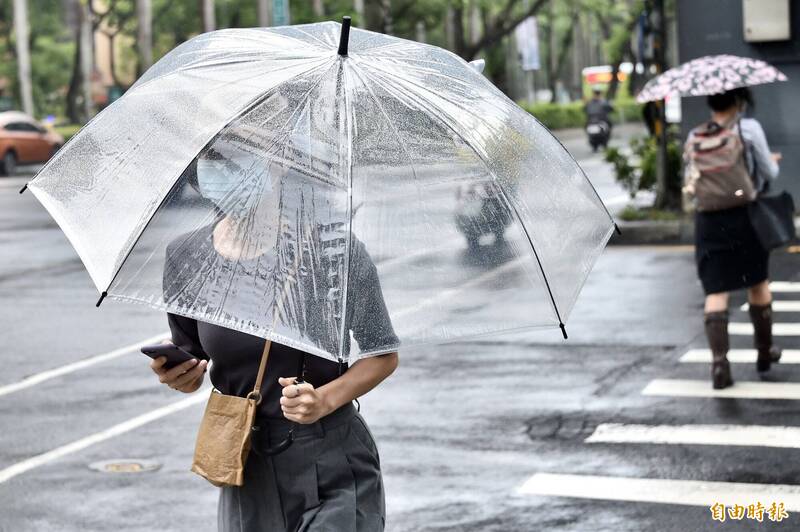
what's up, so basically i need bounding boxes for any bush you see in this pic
[611,100,644,124]
[619,205,681,222]
[54,124,82,143]
[518,102,585,130]
[518,100,643,130]
[605,135,682,200]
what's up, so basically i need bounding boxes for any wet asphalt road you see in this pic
[4,125,800,531]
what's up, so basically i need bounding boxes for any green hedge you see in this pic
[518,100,643,130]
[54,124,82,143]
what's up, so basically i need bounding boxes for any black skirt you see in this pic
[695,204,769,295]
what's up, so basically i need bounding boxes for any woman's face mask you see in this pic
[196,150,273,213]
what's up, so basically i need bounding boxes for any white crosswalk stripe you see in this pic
[586,423,800,449]
[741,301,800,312]
[729,322,800,336]
[642,379,800,400]
[518,473,800,511]
[679,348,800,363]
[769,282,800,293]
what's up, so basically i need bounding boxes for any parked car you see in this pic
[454,182,513,249]
[0,112,64,176]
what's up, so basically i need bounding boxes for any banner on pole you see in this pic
[272,0,290,26]
[515,17,541,71]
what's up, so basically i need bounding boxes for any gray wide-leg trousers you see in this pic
[218,404,385,532]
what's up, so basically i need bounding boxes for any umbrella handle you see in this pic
[261,425,295,456]
[258,377,304,456]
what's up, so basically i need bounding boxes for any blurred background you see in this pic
[0,0,658,141]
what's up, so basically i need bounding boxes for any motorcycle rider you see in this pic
[584,87,613,151]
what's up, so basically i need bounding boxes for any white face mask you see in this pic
[196,151,272,212]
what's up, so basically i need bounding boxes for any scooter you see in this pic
[586,118,610,152]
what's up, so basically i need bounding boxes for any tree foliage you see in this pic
[0,0,655,120]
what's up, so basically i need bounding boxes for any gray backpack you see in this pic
[684,119,756,212]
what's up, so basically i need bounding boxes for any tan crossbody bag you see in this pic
[190,339,272,487]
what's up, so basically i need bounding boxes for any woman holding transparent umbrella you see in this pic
[23,18,616,532]
[150,139,399,531]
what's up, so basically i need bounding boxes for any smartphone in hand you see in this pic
[141,343,199,369]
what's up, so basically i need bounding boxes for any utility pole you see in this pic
[257,0,271,27]
[415,20,426,43]
[652,0,672,209]
[381,0,393,35]
[12,0,34,116]
[136,0,153,73]
[201,0,215,32]
[79,0,93,121]
[312,0,323,18]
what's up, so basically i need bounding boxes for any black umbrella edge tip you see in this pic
[338,16,352,56]
[19,183,28,194]
[559,323,568,340]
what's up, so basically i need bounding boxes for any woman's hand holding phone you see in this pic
[150,352,207,393]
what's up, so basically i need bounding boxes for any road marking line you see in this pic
[679,348,800,364]
[740,301,800,312]
[642,379,800,400]
[0,390,208,484]
[586,423,800,449]
[394,256,527,320]
[0,332,169,398]
[729,322,800,336]
[517,473,800,510]
[770,282,800,293]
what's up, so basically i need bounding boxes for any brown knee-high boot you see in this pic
[705,311,733,389]
[749,303,782,372]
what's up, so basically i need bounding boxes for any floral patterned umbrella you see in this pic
[636,54,787,103]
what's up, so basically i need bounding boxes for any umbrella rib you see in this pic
[98,60,335,305]
[347,65,421,185]
[358,65,571,337]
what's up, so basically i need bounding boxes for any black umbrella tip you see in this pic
[19,183,28,194]
[614,223,622,236]
[559,323,568,340]
[338,16,352,56]
[96,291,107,307]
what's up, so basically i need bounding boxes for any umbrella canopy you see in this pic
[26,20,615,363]
[636,54,787,103]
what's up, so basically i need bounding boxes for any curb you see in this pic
[610,218,695,246]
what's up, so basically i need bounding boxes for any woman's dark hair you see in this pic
[707,87,754,112]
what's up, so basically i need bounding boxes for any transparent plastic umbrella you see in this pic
[25,19,616,364]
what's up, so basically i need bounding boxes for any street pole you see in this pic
[653,0,670,209]
[136,0,153,73]
[201,0,215,32]
[257,0,271,27]
[12,0,34,116]
[415,20,427,43]
[312,0,323,18]
[79,1,93,121]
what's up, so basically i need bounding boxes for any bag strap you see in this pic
[246,340,272,404]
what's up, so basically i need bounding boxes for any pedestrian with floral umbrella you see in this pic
[639,55,788,389]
